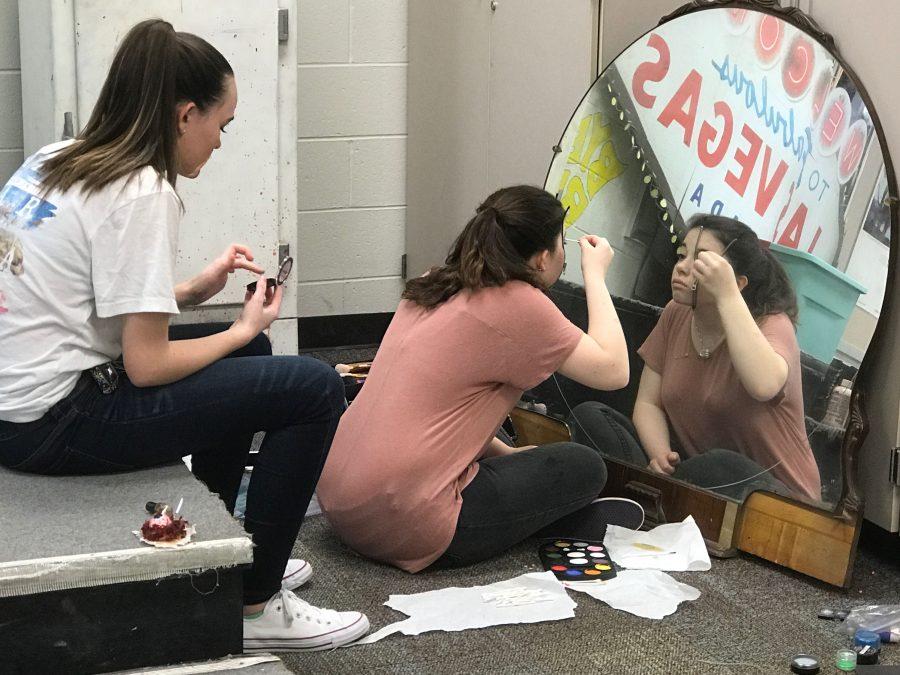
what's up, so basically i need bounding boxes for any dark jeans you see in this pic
[432,441,608,568]
[568,401,788,501]
[0,324,344,604]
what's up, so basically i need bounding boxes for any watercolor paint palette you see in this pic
[539,539,617,581]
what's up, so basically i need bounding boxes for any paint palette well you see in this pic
[539,539,617,581]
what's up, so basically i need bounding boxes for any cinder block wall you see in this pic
[296,0,408,316]
[0,0,23,184]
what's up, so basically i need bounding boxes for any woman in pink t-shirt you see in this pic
[317,185,632,572]
[571,215,821,502]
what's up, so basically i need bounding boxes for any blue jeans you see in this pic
[0,328,344,604]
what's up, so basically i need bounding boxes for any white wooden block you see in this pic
[298,277,403,316]
[0,149,23,186]
[298,139,352,210]
[350,137,406,207]
[0,0,19,69]
[299,0,350,64]
[298,207,404,281]
[350,0,407,63]
[267,317,299,355]
[298,65,406,138]
[0,73,23,149]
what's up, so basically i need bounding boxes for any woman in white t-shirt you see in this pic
[0,19,368,651]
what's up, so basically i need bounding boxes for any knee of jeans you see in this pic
[564,442,608,493]
[318,365,346,415]
[328,369,347,415]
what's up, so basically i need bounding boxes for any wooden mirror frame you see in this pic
[522,0,899,587]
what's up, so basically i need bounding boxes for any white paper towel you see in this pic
[565,569,701,619]
[603,515,711,571]
[352,571,576,645]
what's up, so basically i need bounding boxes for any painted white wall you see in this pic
[296,0,407,316]
[0,0,23,184]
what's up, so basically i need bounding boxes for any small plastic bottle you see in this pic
[822,379,853,428]
[835,648,856,672]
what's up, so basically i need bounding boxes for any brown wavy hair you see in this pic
[403,185,566,309]
[687,214,799,325]
[38,19,232,198]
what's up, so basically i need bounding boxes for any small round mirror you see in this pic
[277,256,293,285]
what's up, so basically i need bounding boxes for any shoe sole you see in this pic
[592,496,645,530]
[281,561,313,591]
[244,614,370,653]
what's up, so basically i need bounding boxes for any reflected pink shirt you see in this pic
[638,301,821,501]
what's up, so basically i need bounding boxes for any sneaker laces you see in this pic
[275,589,341,629]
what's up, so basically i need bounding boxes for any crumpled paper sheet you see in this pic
[603,515,711,571]
[352,571,576,645]
[565,569,701,619]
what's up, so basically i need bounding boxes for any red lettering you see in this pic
[755,147,788,217]
[657,69,702,147]
[631,33,671,109]
[807,227,822,254]
[821,99,846,145]
[698,101,733,168]
[777,203,808,249]
[839,122,866,181]
[725,125,763,198]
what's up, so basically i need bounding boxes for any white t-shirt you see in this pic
[0,141,181,422]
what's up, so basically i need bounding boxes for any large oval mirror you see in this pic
[535,4,894,513]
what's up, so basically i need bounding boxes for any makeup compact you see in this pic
[246,256,293,293]
[539,539,617,581]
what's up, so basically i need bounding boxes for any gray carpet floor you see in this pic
[279,346,900,674]
[280,515,900,675]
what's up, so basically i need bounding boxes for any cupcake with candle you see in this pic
[136,501,194,547]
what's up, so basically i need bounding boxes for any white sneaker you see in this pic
[243,589,370,652]
[282,558,313,590]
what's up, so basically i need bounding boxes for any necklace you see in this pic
[693,318,716,359]
[696,320,711,359]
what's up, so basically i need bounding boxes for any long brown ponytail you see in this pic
[38,19,233,197]
[403,185,565,309]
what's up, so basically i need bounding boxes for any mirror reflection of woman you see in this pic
[572,215,822,502]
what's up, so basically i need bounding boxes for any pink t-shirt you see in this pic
[638,301,821,501]
[317,281,583,572]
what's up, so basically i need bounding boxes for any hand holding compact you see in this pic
[234,273,283,340]
[246,256,294,294]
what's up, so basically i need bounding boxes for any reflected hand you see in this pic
[648,451,681,475]
[579,235,615,278]
[190,244,266,305]
[692,251,740,303]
